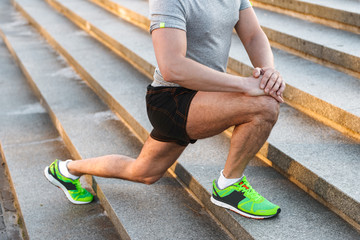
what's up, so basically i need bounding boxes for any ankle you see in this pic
[222,169,244,179]
[67,161,83,177]
[217,170,243,189]
[59,160,81,179]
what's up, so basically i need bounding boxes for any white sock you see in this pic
[58,160,79,180]
[217,170,243,189]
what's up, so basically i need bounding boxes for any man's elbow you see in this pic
[161,70,179,83]
[159,62,184,83]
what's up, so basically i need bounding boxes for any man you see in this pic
[44,0,285,219]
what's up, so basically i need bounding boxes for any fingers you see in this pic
[260,70,271,89]
[260,70,278,90]
[259,68,285,94]
[252,67,286,102]
[277,81,286,96]
[253,67,262,78]
[246,75,284,103]
[270,92,284,103]
[267,87,284,103]
[255,67,286,102]
[264,71,280,94]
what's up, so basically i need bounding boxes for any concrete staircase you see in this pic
[0,0,359,239]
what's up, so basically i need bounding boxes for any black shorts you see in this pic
[146,84,198,146]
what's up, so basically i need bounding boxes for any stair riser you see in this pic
[251,0,360,34]
[90,0,149,31]
[263,27,360,76]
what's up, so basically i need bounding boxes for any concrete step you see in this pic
[0,14,121,240]
[0,2,234,240]
[251,0,360,34]
[253,7,360,77]
[90,0,360,142]
[9,0,360,238]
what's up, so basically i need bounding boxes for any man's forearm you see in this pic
[162,56,264,95]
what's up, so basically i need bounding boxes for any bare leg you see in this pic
[186,92,279,178]
[223,114,276,178]
[67,137,186,184]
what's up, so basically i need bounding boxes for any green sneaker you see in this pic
[44,159,93,204]
[210,176,280,219]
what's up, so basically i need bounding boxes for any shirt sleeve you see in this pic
[149,0,187,33]
[240,0,252,11]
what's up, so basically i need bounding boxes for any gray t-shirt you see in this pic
[149,0,252,87]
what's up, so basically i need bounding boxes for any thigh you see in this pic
[133,136,186,179]
[186,91,276,139]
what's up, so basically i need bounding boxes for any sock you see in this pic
[217,170,243,189]
[58,160,79,180]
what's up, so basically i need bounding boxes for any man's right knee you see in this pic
[253,96,280,126]
[230,94,279,126]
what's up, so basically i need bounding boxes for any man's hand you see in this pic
[253,67,286,103]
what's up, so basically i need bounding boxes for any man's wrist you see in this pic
[234,76,250,93]
[235,76,263,96]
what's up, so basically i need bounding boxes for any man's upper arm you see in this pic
[235,7,263,46]
[151,28,187,81]
[150,0,188,81]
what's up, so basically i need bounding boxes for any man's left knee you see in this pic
[140,175,162,185]
[130,163,163,185]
